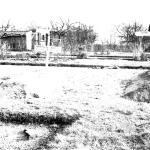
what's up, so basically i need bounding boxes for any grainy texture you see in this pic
[0,66,150,149]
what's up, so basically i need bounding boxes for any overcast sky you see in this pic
[0,0,150,42]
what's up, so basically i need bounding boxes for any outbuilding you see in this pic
[0,28,51,51]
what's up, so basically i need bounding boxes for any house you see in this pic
[32,28,51,52]
[0,27,61,52]
[135,31,150,52]
[0,31,28,51]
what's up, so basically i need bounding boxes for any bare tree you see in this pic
[0,21,10,33]
[50,19,97,55]
[116,22,145,45]
[0,21,10,59]
[115,22,148,60]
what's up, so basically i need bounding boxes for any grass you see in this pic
[0,108,80,150]
[0,111,80,126]
[0,71,81,149]
[1,66,150,149]
[0,79,26,99]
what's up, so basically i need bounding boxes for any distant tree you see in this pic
[0,21,10,59]
[116,22,145,45]
[115,22,149,60]
[50,19,97,55]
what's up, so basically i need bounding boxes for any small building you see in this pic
[135,31,150,52]
[1,31,28,51]
[0,28,53,51]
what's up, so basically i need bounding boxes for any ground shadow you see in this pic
[123,132,150,149]
[122,71,150,103]
[0,111,80,126]
[0,110,81,149]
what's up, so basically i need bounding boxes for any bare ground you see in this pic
[0,65,150,149]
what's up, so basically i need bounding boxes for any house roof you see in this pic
[0,31,27,38]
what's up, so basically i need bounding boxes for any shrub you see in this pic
[140,53,147,61]
[36,52,41,58]
[77,53,87,59]
[134,56,141,61]
[133,53,148,61]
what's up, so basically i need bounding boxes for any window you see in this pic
[37,33,40,45]
[13,43,16,49]
[42,35,45,40]
[46,34,48,46]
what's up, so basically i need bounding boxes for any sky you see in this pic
[0,0,150,42]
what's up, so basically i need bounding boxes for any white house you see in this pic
[0,27,61,51]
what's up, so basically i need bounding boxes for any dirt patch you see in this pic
[123,132,150,149]
[122,71,150,103]
[0,78,26,99]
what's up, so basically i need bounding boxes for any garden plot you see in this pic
[0,66,150,149]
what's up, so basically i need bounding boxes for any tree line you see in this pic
[0,20,149,59]
[0,19,97,58]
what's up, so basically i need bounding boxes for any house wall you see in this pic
[35,28,50,47]
[33,28,51,51]
[26,31,32,50]
[1,28,62,52]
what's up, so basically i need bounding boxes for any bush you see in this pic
[144,45,150,52]
[77,46,87,59]
[134,56,141,61]
[36,52,41,58]
[15,53,30,60]
[133,53,148,61]
[77,53,87,59]
[141,53,148,61]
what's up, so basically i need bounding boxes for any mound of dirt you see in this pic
[0,78,26,99]
[124,132,150,149]
[122,71,150,103]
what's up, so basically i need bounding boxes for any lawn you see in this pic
[0,65,150,149]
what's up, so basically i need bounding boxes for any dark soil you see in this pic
[122,71,150,103]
